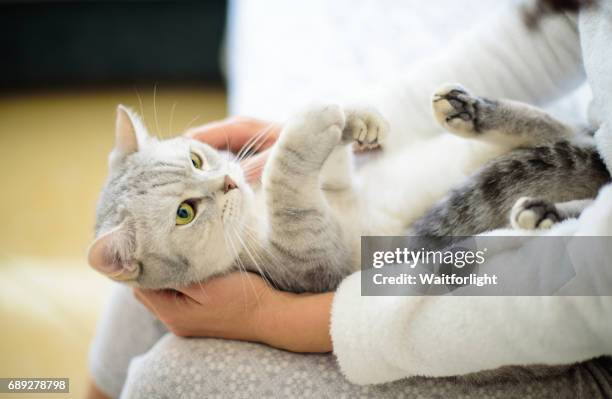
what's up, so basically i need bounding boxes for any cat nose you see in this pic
[223,175,238,193]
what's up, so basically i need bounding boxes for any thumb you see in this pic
[184,119,244,151]
[185,117,280,153]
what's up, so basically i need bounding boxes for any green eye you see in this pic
[176,202,195,225]
[190,152,203,169]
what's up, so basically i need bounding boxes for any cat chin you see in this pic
[124,267,233,290]
[188,264,237,289]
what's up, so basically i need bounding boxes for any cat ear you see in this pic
[115,105,140,155]
[87,224,140,281]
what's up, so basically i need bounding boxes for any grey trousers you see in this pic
[121,335,612,399]
[92,286,612,398]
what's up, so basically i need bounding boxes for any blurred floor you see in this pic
[0,86,227,398]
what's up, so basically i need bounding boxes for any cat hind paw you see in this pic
[432,84,482,137]
[510,197,561,230]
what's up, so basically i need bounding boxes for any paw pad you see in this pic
[510,197,561,230]
[432,84,481,136]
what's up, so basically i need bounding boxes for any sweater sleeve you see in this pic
[368,4,585,149]
[330,3,599,385]
[330,186,612,385]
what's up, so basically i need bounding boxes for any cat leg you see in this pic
[432,84,575,148]
[318,146,354,190]
[261,105,353,291]
[319,108,387,190]
[510,197,594,230]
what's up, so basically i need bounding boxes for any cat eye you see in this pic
[176,202,196,225]
[190,152,204,169]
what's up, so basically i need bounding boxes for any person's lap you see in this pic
[120,332,612,399]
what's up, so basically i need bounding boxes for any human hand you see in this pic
[185,116,281,182]
[134,272,334,353]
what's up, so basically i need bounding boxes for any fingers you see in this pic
[176,272,270,303]
[184,117,281,154]
[133,288,199,317]
[176,272,254,298]
[184,119,245,150]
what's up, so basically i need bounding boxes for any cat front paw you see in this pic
[510,197,561,230]
[302,104,346,135]
[282,104,346,148]
[343,108,388,150]
[432,84,482,137]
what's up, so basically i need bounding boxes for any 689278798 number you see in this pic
[0,378,69,393]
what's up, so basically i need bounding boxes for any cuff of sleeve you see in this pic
[330,271,414,385]
[595,123,612,175]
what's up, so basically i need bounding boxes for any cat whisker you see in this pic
[236,125,271,161]
[238,158,267,181]
[236,123,277,162]
[225,133,233,163]
[223,223,253,307]
[183,115,201,133]
[243,238,283,289]
[232,225,274,289]
[228,225,267,309]
[244,122,280,159]
[237,127,274,163]
[135,89,146,125]
[239,158,267,171]
[240,225,290,288]
[153,84,162,139]
[168,101,177,138]
[196,280,209,301]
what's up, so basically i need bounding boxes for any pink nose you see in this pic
[224,175,238,193]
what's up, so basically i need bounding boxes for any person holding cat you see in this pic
[88,0,612,398]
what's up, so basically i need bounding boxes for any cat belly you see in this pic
[246,134,505,285]
[355,133,508,235]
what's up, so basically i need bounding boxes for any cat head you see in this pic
[88,106,254,289]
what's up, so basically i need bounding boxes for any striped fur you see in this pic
[410,84,610,240]
[91,86,609,293]
[91,105,387,292]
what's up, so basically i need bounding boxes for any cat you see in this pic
[88,84,609,293]
[89,104,390,292]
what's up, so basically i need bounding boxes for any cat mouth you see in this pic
[221,191,242,223]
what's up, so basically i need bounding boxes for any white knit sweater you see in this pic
[330,2,612,384]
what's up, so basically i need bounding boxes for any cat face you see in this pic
[88,106,254,288]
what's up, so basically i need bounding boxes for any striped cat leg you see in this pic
[319,146,354,190]
[510,197,594,230]
[261,105,353,291]
[432,84,575,148]
[264,104,346,191]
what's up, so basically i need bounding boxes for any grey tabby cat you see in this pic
[89,104,387,293]
[88,84,609,294]
[411,84,610,240]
